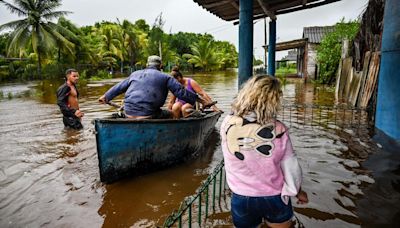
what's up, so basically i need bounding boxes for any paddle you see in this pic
[106,101,125,118]
[107,101,121,109]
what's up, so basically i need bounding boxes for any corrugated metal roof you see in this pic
[302,26,335,43]
[192,0,342,22]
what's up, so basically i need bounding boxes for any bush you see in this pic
[90,70,113,80]
[317,19,360,84]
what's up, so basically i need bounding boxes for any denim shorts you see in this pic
[231,193,293,228]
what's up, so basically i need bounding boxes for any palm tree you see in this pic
[96,24,122,73]
[183,39,221,72]
[0,0,73,75]
[55,17,81,63]
[117,19,147,72]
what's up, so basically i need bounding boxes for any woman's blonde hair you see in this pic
[232,75,282,125]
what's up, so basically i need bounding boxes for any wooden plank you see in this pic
[356,51,371,107]
[360,52,380,108]
[335,59,343,100]
[343,59,354,98]
[349,69,362,106]
[337,57,352,98]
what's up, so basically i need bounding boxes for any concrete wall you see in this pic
[306,43,318,80]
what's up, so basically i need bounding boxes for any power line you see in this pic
[200,23,233,33]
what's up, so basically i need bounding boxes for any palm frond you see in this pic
[39,0,62,14]
[7,24,30,56]
[48,21,80,43]
[0,19,28,31]
[0,0,27,16]
[42,23,74,56]
[30,29,38,54]
[15,0,32,11]
[42,11,71,21]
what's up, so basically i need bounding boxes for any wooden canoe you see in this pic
[94,111,222,183]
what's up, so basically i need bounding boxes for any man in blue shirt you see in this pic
[98,55,213,119]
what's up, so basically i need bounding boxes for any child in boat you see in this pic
[168,66,219,119]
[220,75,308,228]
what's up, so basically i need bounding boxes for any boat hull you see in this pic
[94,112,221,182]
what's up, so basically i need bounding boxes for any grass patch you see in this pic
[276,67,297,75]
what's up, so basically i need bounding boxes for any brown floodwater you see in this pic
[0,72,399,228]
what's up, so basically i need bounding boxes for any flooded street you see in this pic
[0,72,399,227]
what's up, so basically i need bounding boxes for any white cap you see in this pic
[147,55,162,67]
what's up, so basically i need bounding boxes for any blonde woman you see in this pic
[220,75,308,228]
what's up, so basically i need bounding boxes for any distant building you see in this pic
[298,26,335,80]
[261,25,334,80]
[281,49,297,63]
[277,49,297,70]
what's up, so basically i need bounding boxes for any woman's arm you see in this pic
[191,80,220,111]
[278,124,308,205]
[191,80,212,102]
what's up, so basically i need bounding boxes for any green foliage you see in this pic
[90,70,112,80]
[317,19,360,84]
[0,33,9,56]
[184,39,221,71]
[79,69,88,79]
[0,0,74,74]
[0,3,238,81]
[276,66,296,75]
[253,57,263,66]
[276,74,287,87]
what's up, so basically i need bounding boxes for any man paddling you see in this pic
[98,55,215,119]
[56,69,84,129]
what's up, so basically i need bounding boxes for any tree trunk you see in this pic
[38,53,42,80]
[58,48,61,62]
[159,41,162,59]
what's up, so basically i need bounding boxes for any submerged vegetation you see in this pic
[0,1,238,81]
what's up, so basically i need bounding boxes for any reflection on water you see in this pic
[0,72,399,227]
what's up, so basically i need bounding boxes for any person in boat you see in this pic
[220,75,308,228]
[56,69,84,129]
[98,55,214,119]
[168,66,219,119]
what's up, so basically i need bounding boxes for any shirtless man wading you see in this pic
[56,69,84,129]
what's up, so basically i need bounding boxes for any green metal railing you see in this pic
[163,104,372,227]
[163,160,228,227]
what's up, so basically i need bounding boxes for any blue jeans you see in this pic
[231,193,293,228]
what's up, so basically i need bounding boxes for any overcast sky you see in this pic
[0,0,368,59]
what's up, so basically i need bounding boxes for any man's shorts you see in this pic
[63,116,83,130]
[231,192,294,228]
[151,109,172,119]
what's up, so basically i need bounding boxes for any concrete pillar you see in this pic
[238,0,253,88]
[376,0,400,140]
[268,19,276,76]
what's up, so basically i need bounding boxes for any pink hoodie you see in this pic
[220,115,302,204]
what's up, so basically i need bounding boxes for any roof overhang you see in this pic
[263,38,308,52]
[193,0,342,22]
